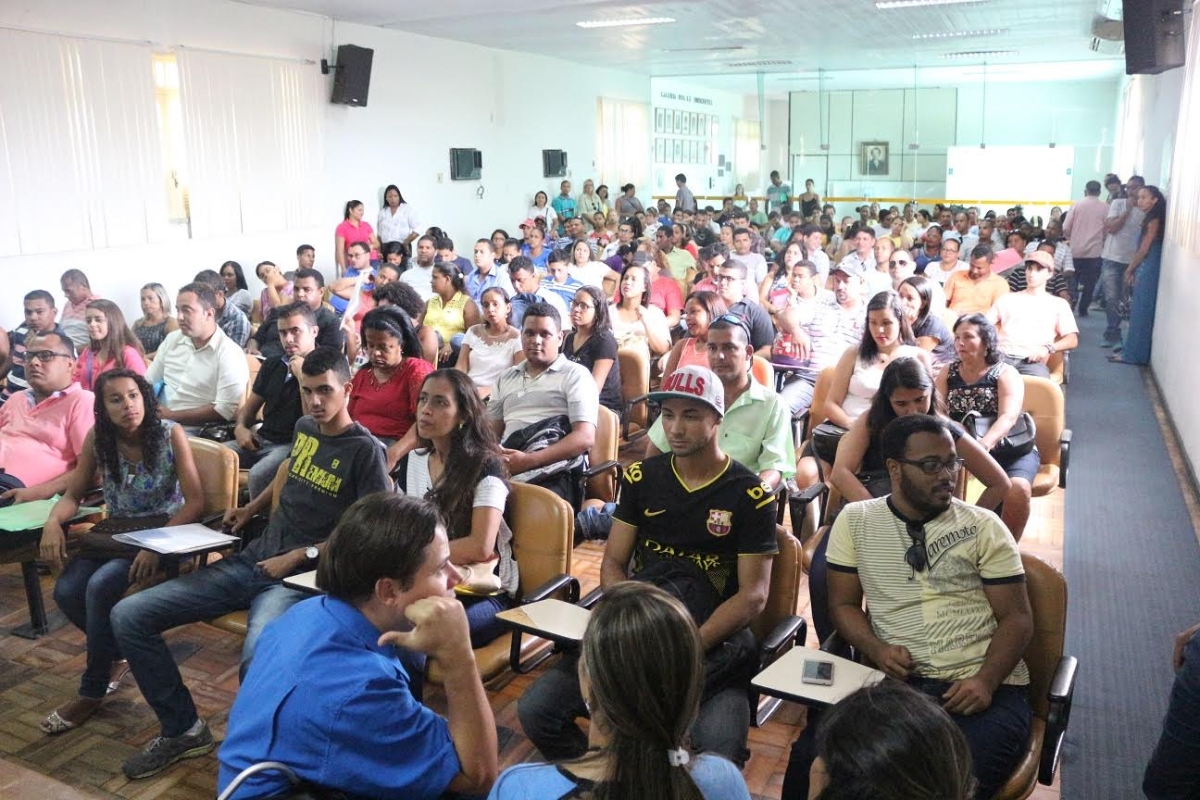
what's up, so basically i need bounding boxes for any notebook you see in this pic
[112,523,239,555]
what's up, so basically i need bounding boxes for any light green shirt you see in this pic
[649,378,796,479]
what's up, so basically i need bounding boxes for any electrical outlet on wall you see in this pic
[437,172,444,183]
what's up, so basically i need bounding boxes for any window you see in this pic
[1114,78,1144,182]
[734,118,763,192]
[596,97,651,196]
[1166,3,1200,256]
[153,54,189,226]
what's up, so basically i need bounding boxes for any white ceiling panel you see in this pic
[238,0,1125,76]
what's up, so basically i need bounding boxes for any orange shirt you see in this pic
[945,272,1010,316]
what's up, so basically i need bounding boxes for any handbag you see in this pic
[453,558,504,596]
[198,421,237,443]
[811,421,849,465]
[76,514,171,560]
[959,410,1036,461]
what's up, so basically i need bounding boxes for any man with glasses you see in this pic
[710,259,774,357]
[783,414,1033,800]
[0,331,93,505]
[988,250,1078,378]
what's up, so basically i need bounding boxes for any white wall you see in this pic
[1118,63,1200,478]
[787,78,1120,204]
[0,0,648,327]
[649,78,744,202]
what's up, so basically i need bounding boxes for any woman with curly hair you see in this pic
[398,369,516,646]
[38,369,203,734]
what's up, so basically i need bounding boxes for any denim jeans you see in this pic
[1144,629,1200,798]
[517,649,751,765]
[780,375,817,416]
[1100,259,1128,342]
[782,679,1031,800]
[223,439,292,499]
[54,556,135,699]
[1072,256,1102,315]
[110,553,307,737]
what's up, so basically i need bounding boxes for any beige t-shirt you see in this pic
[988,291,1079,360]
[826,497,1030,686]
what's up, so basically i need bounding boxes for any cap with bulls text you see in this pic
[647,365,724,418]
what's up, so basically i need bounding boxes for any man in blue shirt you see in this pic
[218,494,497,799]
[551,180,576,236]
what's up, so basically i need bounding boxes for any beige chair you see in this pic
[1022,375,1071,496]
[583,406,622,506]
[751,526,807,726]
[616,345,651,443]
[187,437,240,519]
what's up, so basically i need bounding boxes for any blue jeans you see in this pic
[1100,259,1128,342]
[1144,629,1200,798]
[110,553,307,737]
[54,556,135,699]
[463,594,510,649]
[517,649,750,764]
[782,679,1031,800]
[1072,256,1102,314]
[223,439,291,499]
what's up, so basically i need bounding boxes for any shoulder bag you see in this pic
[958,409,1036,462]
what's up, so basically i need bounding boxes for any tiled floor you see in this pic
[0,489,1065,800]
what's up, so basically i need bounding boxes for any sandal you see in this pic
[107,660,130,695]
[40,697,101,735]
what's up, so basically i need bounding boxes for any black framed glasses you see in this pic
[26,350,73,363]
[711,273,739,284]
[904,520,928,574]
[893,456,964,476]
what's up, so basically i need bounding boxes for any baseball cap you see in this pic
[648,365,724,418]
[1024,251,1055,271]
[519,218,537,229]
[831,260,867,279]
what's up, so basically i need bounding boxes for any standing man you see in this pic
[1061,180,1109,316]
[675,173,697,213]
[144,283,249,430]
[783,414,1033,800]
[519,365,777,765]
[1,290,62,403]
[113,347,391,780]
[766,170,791,214]
[249,267,344,359]
[1099,175,1145,349]
[551,180,576,236]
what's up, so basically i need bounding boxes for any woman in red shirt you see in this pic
[348,307,433,471]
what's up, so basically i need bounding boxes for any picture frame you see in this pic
[655,108,665,133]
[684,140,693,163]
[673,110,682,134]
[861,141,890,176]
[690,140,699,163]
[673,139,683,163]
[655,138,665,163]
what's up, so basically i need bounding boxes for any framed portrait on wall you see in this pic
[684,140,693,163]
[861,141,890,176]
[655,108,664,133]
[673,110,682,133]
[673,139,683,163]
[655,138,665,163]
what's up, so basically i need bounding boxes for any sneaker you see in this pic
[122,720,215,779]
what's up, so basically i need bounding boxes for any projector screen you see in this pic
[945,146,1074,203]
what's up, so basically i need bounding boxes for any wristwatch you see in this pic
[305,546,319,562]
[1045,343,1056,355]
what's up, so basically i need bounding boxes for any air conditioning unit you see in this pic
[1092,16,1125,41]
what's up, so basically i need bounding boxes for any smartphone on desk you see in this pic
[801,658,835,686]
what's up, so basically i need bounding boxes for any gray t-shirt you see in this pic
[246,417,390,560]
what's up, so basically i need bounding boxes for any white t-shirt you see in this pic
[400,265,435,302]
[923,259,969,285]
[528,205,557,226]
[569,262,613,292]
[988,291,1079,360]
[1101,199,1145,264]
[461,326,522,389]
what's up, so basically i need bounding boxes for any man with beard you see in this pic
[781,414,1033,800]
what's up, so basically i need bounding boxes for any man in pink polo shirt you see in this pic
[1062,180,1109,316]
[0,330,94,505]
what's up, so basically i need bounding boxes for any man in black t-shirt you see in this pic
[228,302,317,499]
[519,365,777,765]
[248,268,345,359]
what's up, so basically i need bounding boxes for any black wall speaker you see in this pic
[331,44,374,106]
[1124,0,1186,75]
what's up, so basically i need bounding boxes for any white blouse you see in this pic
[462,325,522,389]
[377,203,420,244]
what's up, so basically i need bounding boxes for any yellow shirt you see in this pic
[424,292,470,341]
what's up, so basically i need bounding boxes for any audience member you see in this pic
[254,261,294,322]
[1109,185,1166,366]
[328,240,375,316]
[657,222,698,293]
[710,259,774,357]
[664,290,727,378]
[1004,244,1072,300]
[945,246,1010,316]
[334,199,378,276]
[760,241,806,310]
[987,251,1078,378]
[577,178,605,221]
[397,370,516,646]
[143,282,249,429]
[508,255,569,325]
[991,231,1030,274]
[348,307,434,468]
[194,269,251,348]
[610,262,671,356]
[898,276,955,367]
[218,494,496,800]
[377,184,420,247]
[230,302,320,499]
[1062,180,1109,316]
[457,287,522,398]
[402,235,439,301]
[837,225,878,282]
[131,283,179,357]
[1143,618,1200,799]
[519,365,776,765]
[249,267,344,359]
[495,583,751,799]
[889,249,945,317]
[784,414,1033,800]
[74,300,146,391]
[421,261,480,365]
[112,347,391,780]
[1,290,63,403]
[295,243,317,275]
[39,370,203,734]
[466,239,514,302]
[435,235,473,275]
[488,302,597,507]
[540,248,584,308]
[921,237,968,286]
[1099,175,1145,349]
[568,238,619,295]
[520,224,551,271]
[646,249,685,329]
[731,226,768,294]
[0,330,93,504]
[804,681,977,800]
[868,235,897,296]
[564,286,622,415]
[219,261,253,316]
[59,269,100,351]
[912,223,943,272]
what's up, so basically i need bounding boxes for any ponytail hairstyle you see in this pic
[431,261,466,295]
[360,306,422,359]
[581,582,705,800]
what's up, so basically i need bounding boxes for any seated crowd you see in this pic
[0,172,1180,800]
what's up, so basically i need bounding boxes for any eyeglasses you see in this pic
[904,520,929,574]
[26,350,73,363]
[893,456,965,476]
[711,273,739,284]
[889,259,912,268]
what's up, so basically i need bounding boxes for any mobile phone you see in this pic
[801,659,835,686]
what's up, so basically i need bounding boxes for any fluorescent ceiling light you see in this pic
[576,17,675,29]
[727,59,793,67]
[912,28,1007,39]
[942,49,1018,58]
[877,0,988,8]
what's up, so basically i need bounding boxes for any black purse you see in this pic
[811,421,849,465]
[959,410,1036,461]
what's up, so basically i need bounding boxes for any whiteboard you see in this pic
[945,146,1074,203]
